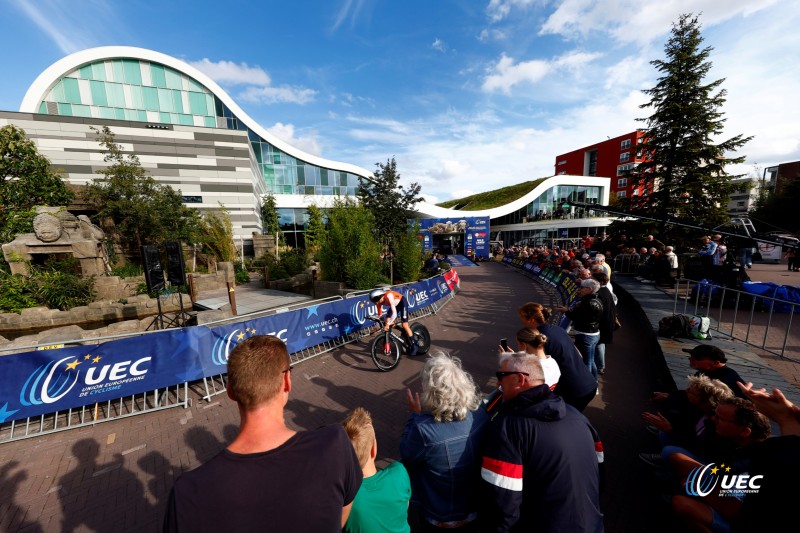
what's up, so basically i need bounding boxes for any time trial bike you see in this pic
[367,316,431,371]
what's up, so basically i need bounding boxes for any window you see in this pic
[617,191,627,198]
[620,139,631,150]
[617,163,635,176]
[619,152,630,163]
[557,160,567,166]
[617,178,628,188]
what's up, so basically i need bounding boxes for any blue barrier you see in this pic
[501,256,580,329]
[0,274,455,423]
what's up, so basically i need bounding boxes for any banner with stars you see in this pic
[0,272,455,423]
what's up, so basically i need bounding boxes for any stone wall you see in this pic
[0,304,233,352]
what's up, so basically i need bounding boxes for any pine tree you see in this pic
[634,13,752,232]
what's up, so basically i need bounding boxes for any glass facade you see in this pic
[493,185,601,225]
[37,58,361,197]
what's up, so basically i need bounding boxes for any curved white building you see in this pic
[2,46,612,252]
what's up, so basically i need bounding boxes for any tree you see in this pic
[633,13,752,235]
[304,204,326,258]
[0,124,74,243]
[318,197,386,289]
[84,126,199,258]
[394,220,424,283]
[261,193,283,239]
[197,205,237,263]
[357,157,422,282]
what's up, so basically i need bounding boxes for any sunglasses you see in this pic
[495,371,529,380]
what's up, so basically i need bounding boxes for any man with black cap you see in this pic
[682,344,745,398]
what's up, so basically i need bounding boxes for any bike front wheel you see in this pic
[411,323,431,355]
[371,334,402,371]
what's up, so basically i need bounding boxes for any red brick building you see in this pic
[554,130,648,199]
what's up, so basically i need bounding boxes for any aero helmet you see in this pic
[369,288,385,303]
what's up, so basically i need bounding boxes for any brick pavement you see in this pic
[2,261,793,532]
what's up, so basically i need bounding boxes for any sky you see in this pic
[1,0,798,204]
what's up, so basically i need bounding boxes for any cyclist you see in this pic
[369,288,418,355]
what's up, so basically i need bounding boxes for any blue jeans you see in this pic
[574,333,600,379]
[738,248,752,268]
[596,343,606,371]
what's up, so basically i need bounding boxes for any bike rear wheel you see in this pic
[371,334,402,371]
[411,323,431,355]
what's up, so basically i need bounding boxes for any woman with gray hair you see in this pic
[556,278,604,379]
[400,352,488,530]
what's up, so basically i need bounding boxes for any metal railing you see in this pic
[0,383,188,443]
[672,279,799,361]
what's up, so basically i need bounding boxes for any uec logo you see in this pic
[685,463,763,497]
[20,356,151,406]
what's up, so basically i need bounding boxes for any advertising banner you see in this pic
[0,273,455,423]
[501,256,579,329]
[417,217,490,259]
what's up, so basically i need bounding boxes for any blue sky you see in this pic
[1,0,798,203]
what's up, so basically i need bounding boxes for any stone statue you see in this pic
[2,207,109,277]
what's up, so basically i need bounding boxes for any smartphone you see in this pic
[500,338,508,351]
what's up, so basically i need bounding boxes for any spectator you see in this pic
[641,234,665,251]
[342,407,411,533]
[479,353,604,532]
[697,236,719,280]
[663,246,679,282]
[640,375,734,466]
[667,397,772,532]
[400,352,487,531]
[517,303,597,412]
[556,279,604,380]
[591,270,617,376]
[163,336,362,532]
[784,247,798,272]
[424,252,439,275]
[682,345,746,398]
[509,328,561,389]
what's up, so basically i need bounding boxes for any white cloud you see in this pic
[238,85,317,105]
[539,0,781,45]
[432,38,447,52]
[188,58,271,86]
[266,123,322,156]
[482,51,602,94]
[486,0,540,23]
[332,0,370,31]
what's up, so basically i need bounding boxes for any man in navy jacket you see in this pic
[479,352,604,532]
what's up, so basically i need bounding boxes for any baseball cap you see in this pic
[682,344,727,363]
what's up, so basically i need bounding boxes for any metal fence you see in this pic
[672,279,799,361]
[0,383,188,443]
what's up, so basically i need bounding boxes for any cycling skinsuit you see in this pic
[377,290,409,325]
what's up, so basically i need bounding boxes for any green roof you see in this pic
[436,178,547,210]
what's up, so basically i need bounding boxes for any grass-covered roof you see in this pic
[435,178,548,211]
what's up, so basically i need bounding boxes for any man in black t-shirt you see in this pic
[682,344,746,398]
[164,336,362,532]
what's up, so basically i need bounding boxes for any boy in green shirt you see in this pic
[342,408,411,533]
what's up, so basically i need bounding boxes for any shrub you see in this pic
[111,262,144,278]
[234,262,251,284]
[0,273,39,312]
[33,270,96,310]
